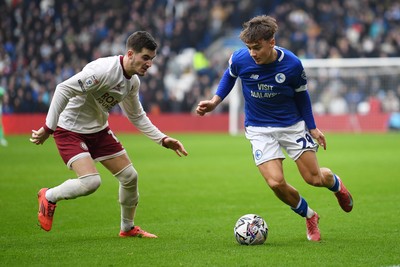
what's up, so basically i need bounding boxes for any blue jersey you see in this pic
[216,46,315,129]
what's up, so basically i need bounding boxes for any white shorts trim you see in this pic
[245,121,318,166]
[67,152,91,169]
[66,150,127,169]
[93,149,127,163]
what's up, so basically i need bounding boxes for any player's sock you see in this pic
[292,197,315,218]
[329,174,340,192]
[115,165,139,232]
[45,174,101,202]
[119,195,138,232]
[119,182,138,231]
[121,213,135,232]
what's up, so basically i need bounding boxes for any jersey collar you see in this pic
[120,55,132,79]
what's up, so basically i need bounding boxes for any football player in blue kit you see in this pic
[196,15,353,242]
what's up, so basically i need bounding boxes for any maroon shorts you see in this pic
[53,126,125,167]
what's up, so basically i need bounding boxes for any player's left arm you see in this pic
[161,136,188,157]
[293,66,327,150]
[120,84,188,156]
[293,90,326,150]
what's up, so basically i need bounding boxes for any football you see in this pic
[234,214,268,245]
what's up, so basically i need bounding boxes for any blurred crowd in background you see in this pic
[1,0,400,115]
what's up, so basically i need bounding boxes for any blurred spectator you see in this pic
[1,0,400,115]
[345,86,365,114]
[368,94,382,114]
[327,93,349,115]
[381,90,400,112]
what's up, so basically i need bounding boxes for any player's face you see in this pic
[245,38,276,65]
[126,48,156,76]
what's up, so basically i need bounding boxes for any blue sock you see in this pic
[291,197,308,217]
[329,174,340,192]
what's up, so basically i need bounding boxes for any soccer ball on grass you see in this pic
[234,214,268,245]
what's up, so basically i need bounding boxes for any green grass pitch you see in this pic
[0,133,399,266]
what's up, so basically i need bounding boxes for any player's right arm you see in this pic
[30,68,92,145]
[196,95,222,116]
[196,66,237,116]
[29,83,74,145]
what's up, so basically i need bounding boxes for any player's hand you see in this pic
[30,127,50,145]
[310,128,326,150]
[162,137,188,157]
[196,95,222,116]
[196,100,214,116]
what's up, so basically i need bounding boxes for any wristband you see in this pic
[43,125,55,134]
[161,136,168,148]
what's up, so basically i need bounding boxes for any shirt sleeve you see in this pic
[44,73,86,131]
[44,66,101,131]
[118,77,167,144]
[215,53,238,101]
[293,67,316,130]
[294,90,316,130]
[215,68,237,100]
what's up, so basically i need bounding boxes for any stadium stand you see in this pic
[1,0,400,116]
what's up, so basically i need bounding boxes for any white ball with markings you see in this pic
[234,214,268,245]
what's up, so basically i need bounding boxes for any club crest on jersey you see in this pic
[80,142,88,151]
[111,83,122,92]
[275,73,286,83]
[255,149,263,160]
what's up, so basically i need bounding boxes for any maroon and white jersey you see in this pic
[45,55,166,144]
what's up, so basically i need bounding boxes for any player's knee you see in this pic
[115,165,139,207]
[305,178,324,187]
[320,167,333,179]
[304,167,333,187]
[304,172,326,187]
[266,177,286,192]
[79,173,102,195]
[115,164,138,188]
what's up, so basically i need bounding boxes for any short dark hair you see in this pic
[126,31,158,52]
[239,15,278,43]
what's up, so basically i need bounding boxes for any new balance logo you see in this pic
[250,74,259,80]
